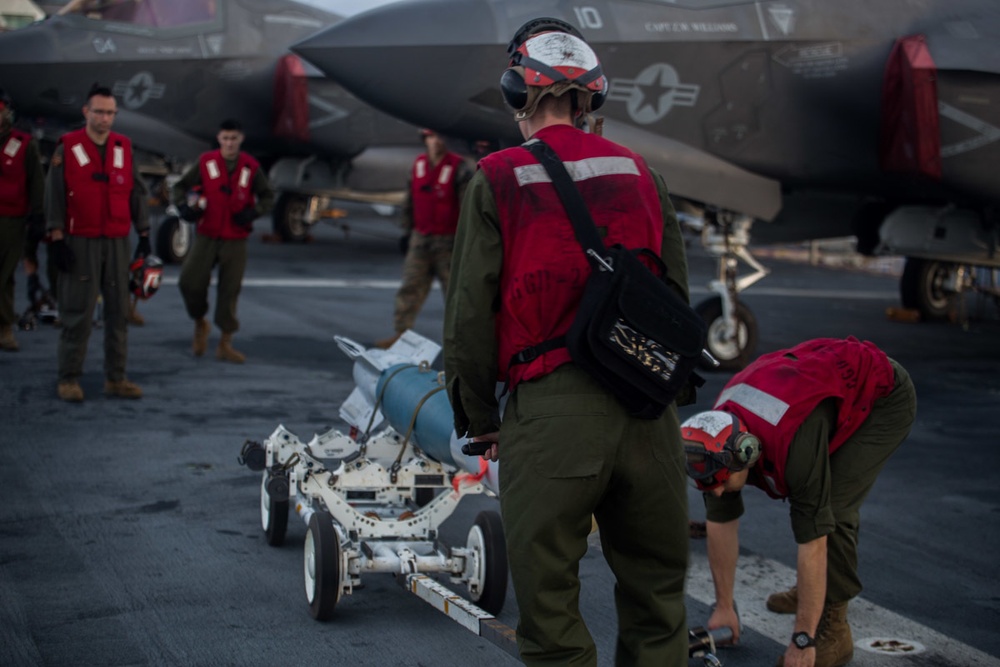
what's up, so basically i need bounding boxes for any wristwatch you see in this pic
[792,631,816,649]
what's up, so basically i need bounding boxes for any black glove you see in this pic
[26,213,46,245]
[51,238,75,273]
[232,207,257,229]
[26,273,42,303]
[177,203,204,222]
[134,235,151,260]
[398,232,411,255]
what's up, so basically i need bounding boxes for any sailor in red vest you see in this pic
[0,87,45,352]
[444,19,692,666]
[681,337,917,667]
[172,118,274,363]
[373,129,471,349]
[45,84,151,402]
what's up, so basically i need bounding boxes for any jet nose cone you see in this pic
[292,0,514,138]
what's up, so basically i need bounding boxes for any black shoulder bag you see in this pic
[510,139,706,419]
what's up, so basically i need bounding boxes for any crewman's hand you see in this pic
[469,431,500,463]
[708,603,741,645]
[781,643,816,667]
[232,207,257,229]
[177,203,204,222]
[50,238,74,273]
[134,235,151,260]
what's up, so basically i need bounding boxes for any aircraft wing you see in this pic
[599,118,781,221]
[112,109,210,162]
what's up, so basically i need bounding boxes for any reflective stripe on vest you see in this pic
[716,337,896,498]
[479,124,664,389]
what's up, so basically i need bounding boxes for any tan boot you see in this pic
[0,324,18,351]
[373,332,402,350]
[766,586,798,614]
[104,378,143,399]
[192,318,210,357]
[126,297,145,326]
[57,381,84,402]
[217,332,245,364]
[814,601,853,667]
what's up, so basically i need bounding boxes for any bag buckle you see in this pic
[586,248,614,272]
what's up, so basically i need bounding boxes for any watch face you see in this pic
[793,632,814,649]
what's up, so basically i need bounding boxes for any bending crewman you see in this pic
[682,337,917,667]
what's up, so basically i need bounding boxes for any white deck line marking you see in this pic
[159,277,897,300]
[684,550,1000,666]
[585,528,1000,665]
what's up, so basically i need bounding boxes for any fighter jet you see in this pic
[292,0,1000,366]
[0,0,422,260]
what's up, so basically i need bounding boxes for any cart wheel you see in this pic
[695,296,757,371]
[466,510,507,615]
[260,473,288,547]
[304,511,341,620]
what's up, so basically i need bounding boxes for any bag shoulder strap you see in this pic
[524,139,607,268]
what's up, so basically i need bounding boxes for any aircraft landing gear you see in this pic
[689,210,769,371]
[272,192,312,243]
[155,214,191,264]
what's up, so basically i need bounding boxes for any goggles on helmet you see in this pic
[681,410,761,491]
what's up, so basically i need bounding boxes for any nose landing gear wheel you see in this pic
[155,215,190,264]
[304,511,341,621]
[695,296,757,371]
[260,473,288,547]
[465,510,507,615]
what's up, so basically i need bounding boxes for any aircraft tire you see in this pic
[695,296,757,371]
[273,193,311,243]
[304,511,341,621]
[155,215,189,264]
[260,472,288,547]
[900,257,955,320]
[466,510,507,616]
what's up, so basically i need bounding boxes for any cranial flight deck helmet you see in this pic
[681,410,762,491]
[129,255,164,300]
[500,17,607,122]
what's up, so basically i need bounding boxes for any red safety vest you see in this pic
[411,151,464,235]
[478,124,665,389]
[715,337,896,498]
[197,150,259,240]
[61,129,133,238]
[0,128,31,217]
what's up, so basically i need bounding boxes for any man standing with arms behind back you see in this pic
[445,18,692,666]
[46,84,151,402]
[173,119,274,364]
[374,129,471,349]
[0,87,45,352]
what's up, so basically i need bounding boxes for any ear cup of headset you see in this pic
[500,67,528,111]
[731,433,761,467]
[590,76,608,111]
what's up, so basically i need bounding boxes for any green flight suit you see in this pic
[172,156,274,334]
[705,358,917,602]
[0,130,44,328]
[46,143,149,383]
[445,163,692,667]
